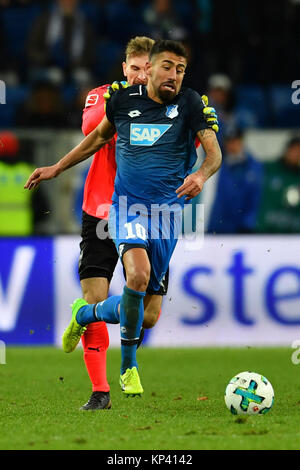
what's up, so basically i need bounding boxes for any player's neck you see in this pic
[146,84,164,104]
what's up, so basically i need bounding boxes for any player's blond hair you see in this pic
[125,36,155,61]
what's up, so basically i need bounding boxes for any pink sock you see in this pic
[81,321,110,392]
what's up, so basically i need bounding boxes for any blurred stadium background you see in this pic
[0,0,300,349]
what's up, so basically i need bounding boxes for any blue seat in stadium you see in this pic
[62,85,78,105]
[94,41,123,79]
[2,5,42,59]
[269,85,299,128]
[105,1,147,41]
[234,85,268,128]
[79,1,101,27]
[0,86,29,129]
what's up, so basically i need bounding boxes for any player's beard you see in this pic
[158,90,176,103]
[157,83,177,103]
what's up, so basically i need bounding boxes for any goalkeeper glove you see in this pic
[201,95,219,133]
[103,81,129,102]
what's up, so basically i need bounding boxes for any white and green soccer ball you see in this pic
[225,371,274,415]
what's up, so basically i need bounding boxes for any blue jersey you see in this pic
[106,85,208,209]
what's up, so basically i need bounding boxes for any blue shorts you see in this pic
[108,198,182,292]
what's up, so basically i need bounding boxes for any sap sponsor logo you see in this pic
[181,251,300,326]
[0,246,35,331]
[130,123,172,146]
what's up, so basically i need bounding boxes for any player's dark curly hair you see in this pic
[149,40,188,62]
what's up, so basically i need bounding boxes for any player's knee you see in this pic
[126,267,150,292]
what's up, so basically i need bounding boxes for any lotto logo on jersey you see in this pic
[130,124,172,146]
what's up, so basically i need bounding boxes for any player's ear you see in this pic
[122,61,127,78]
[145,61,152,77]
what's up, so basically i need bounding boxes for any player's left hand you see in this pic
[175,173,205,201]
[201,95,219,133]
[24,164,60,190]
[103,81,129,101]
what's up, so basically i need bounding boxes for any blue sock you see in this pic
[119,286,145,375]
[76,295,121,326]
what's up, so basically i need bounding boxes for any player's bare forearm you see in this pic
[56,117,115,174]
[57,128,111,173]
[24,117,115,190]
[195,128,222,183]
[176,128,222,201]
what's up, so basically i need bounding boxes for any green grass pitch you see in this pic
[0,346,300,450]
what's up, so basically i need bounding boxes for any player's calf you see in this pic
[143,293,163,329]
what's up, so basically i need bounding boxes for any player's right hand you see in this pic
[175,172,205,201]
[103,81,129,101]
[201,95,219,133]
[24,164,60,190]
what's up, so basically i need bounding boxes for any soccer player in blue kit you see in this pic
[26,40,222,396]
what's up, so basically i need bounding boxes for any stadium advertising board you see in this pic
[0,238,54,344]
[1,236,300,346]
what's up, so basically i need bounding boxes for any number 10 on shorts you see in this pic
[124,222,147,240]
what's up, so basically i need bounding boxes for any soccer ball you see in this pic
[224,371,274,415]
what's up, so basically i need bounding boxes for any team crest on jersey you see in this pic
[165,104,178,119]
